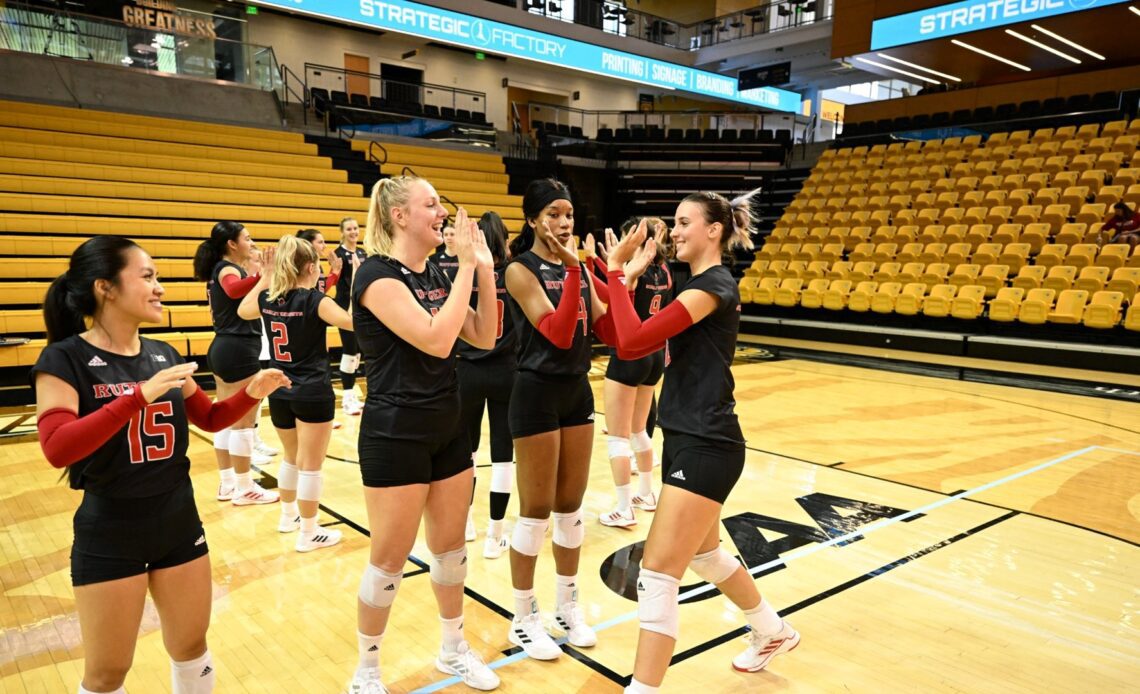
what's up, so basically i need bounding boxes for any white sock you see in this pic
[219,468,235,486]
[171,649,214,694]
[615,484,632,513]
[280,500,298,518]
[556,573,578,608]
[300,516,319,535]
[487,518,503,539]
[440,615,464,653]
[744,598,783,635]
[358,630,383,669]
[235,471,252,492]
[625,677,659,693]
[78,686,126,694]
[513,588,537,620]
[637,473,652,497]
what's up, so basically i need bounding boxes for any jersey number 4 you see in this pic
[127,401,175,464]
[270,321,292,362]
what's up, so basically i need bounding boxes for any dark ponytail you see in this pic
[478,211,510,266]
[510,177,572,258]
[44,236,141,344]
[193,221,245,281]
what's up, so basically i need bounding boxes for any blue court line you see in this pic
[412,444,1102,692]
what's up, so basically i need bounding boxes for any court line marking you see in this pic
[413,444,1101,692]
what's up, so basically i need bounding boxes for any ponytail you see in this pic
[268,236,319,302]
[193,221,245,280]
[682,189,757,252]
[509,222,535,258]
[478,211,510,265]
[44,236,141,344]
[364,176,419,258]
[727,188,758,252]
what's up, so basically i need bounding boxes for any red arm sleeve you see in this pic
[607,270,693,353]
[37,390,148,469]
[220,273,261,299]
[324,271,340,294]
[534,266,583,349]
[586,267,610,305]
[184,386,259,432]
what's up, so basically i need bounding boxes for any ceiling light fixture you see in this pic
[876,53,962,81]
[951,39,1031,71]
[1005,29,1080,64]
[1129,5,1140,17]
[1029,24,1105,60]
[854,56,940,84]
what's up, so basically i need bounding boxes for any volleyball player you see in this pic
[598,220,672,528]
[296,228,343,294]
[237,237,354,552]
[457,211,518,559]
[430,222,460,280]
[503,178,610,659]
[193,222,279,505]
[348,178,500,692]
[333,217,367,416]
[604,196,799,693]
[34,236,289,694]
[245,247,280,465]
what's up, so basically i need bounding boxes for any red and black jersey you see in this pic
[352,256,458,440]
[658,265,743,443]
[458,265,518,364]
[634,262,673,320]
[332,246,367,308]
[207,261,260,336]
[258,288,335,400]
[431,250,461,283]
[31,336,190,497]
[316,273,329,294]
[509,251,592,376]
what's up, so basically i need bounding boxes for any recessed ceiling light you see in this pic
[1029,24,1105,60]
[1005,29,1080,64]
[855,57,940,84]
[1130,5,1140,17]
[876,53,962,82]
[951,39,1031,71]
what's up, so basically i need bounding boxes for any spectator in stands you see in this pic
[1104,202,1140,247]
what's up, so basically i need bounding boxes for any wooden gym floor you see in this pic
[1,347,1137,693]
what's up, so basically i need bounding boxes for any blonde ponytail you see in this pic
[364,176,420,258]
[727,188,759,251]
[268,235,318,302]
[682,189,758,252]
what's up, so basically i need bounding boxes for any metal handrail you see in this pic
[368,141,389,166]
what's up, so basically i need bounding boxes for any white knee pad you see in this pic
[489,462,514,494]
[552,509,584,549]
[339,354,360,373]
[296,469,322,502]
[277,461,298,492]
[228,428,254,457]
[429,547,468,586]
[636,568,680,640]
[630,430,653,454]
[690,547,740,585]
[213,428,231,450]
[607,435,633,460]
[358,564,402,609]
[510,516,549,556]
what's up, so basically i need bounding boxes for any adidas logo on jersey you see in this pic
[401,267,411,274]
[194,535,206,546]
[87,356,107,367]
[539,263,550,270]
[151,354,167,362]
[670,469,687,481]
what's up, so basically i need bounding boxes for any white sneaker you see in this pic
[342,391,363,416]
[552,602,597,648]
[632,492,657,512]
[599,508,637,528]
[231,482,280,506]
[483,534,508,559]
[508,612,561,660]
[435,641,500,691]
[278,514,300,533]
[254,439,279,457]
[296,528,342,553]
[348,666,389,694]
[732,620,800,672]
[466,514,477,542]
[216,482,235,501]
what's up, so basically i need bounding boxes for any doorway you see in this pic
[507,86,569,134]
[343,53,371,97]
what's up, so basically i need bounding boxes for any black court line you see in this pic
[1,413,31,434]
[665,510,1019,671]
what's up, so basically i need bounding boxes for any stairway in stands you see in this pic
[303,135,384,195]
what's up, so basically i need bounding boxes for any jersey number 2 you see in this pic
[127,401,175,465]
[270,321,292,362]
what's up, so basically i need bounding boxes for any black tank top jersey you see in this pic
[333,245,368,308]
[431,251,461,283]
[316,272,329,294]
[458,265,518,363]
[352,256,459,439]
[635,263,674,319]
[658,265,743,443]
[258,288,334,400]
[208,261,260,336]
[509,251,593,376]
[31,336,190,498]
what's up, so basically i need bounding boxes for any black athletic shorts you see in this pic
[358,419,472,488]
[71,481,208,586]
[508,370,594,439]
[208,334,260,383]
[339,328,358,359]
[457,358,515,462]
[268,396,336,428]
[605,350,665,388]
[660,430,745,505]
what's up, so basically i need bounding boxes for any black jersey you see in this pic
[458,265,518,364]
[31,336,190,498]
[431,250,461,282]
[509,251,592,376]
[258,288,334,400]
[333,245,367,308]
[658,265,743,443]
[317,272,329,294]
[352,256,459,440]
[207,261,260,336]
[635,262,673,319]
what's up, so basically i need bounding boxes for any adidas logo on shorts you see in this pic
[87,356,107,367]
[587,413,595,421]
[194,535,206,546]
[670,469,687,481]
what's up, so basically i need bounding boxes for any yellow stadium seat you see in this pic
[943,224,969,245]
[848,242,875,264]
[1106,267,1140,299]
[955,176,981,194]
[1011,265,1047,290]
[934,191,960,210]
[847,281,879,312]
[818,243,845,263]
[781,261,809,279]
[988,287,1026,322]
[849,261,877,283]
[916,225,945,244]
[1060,186,1090,211]
[895,242,924,265]
[774,278,805,307]
[1047,289,1089,323]
[1129,245,1140,268]
[803,261,831,282]
[992,224,1021,247]
[997,243,1031,273]
[793,243,822,262]
[1063,244,1099,269]
[761,260,787,278]
[943,243,972,267]
[826,261,853,280]
[951,285,987,319]
[799,279,832,309]
[949,264,981,287]
[915,208,942,226]
[1095,244,1131,271]
[896,262,926,284]
[871,262,901,283]
[1096,185,1124,207]
[1018,288,1056,324]
[1081,291,1124,328]
[1043,265,1078,293]
[964,224,993,250]
[977,264,1010,297]
[1031,127,1054,144]
[1124,303,1140,331]
[752,277,781,304]
[962,206,988,227]
[940,207,967,226]
[871,243,898,264]
[870,282,904,314]
[893,282,927,315]
[822,280,854,310]
[918,243,947,265]
[1039,204,1070,234]
[922,284,958,317]
[1073,266,1111,294]
[870,225,898,244]
[921,262,951,288]
[972,243,1003,267]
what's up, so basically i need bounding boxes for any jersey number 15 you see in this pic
[127,401,175,465]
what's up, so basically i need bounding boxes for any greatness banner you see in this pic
[251,0,801,112]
